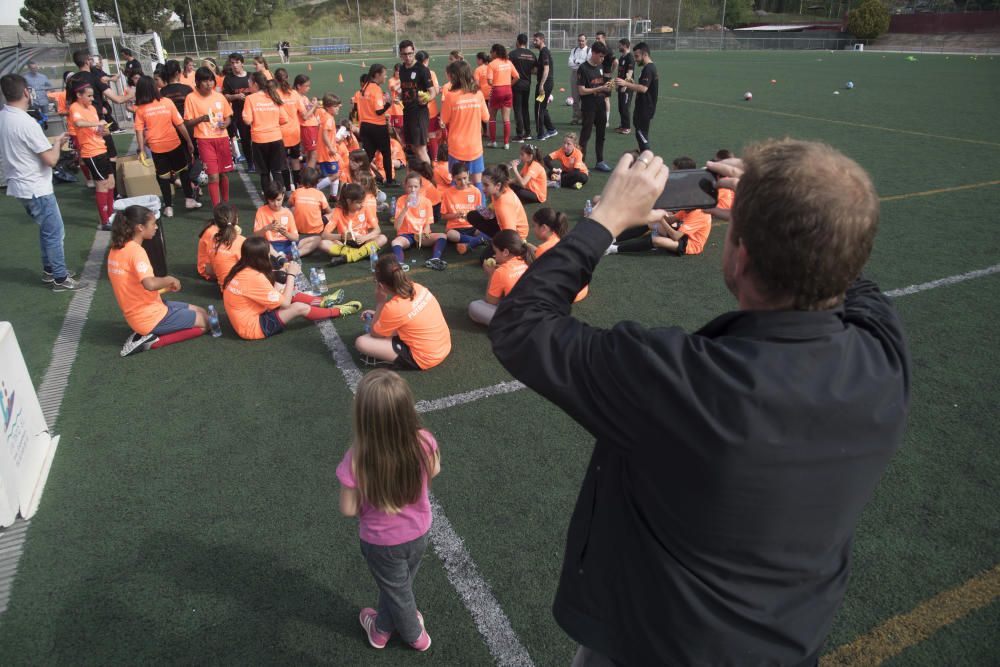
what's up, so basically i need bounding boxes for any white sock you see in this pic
[604,243,618,256]
[317,177,331,190]
[331,180,340,196]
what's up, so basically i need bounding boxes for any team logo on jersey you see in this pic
[137,261,149,274]
[418,210,426,217]
[358,213,366,222]
[410,72,416,80]
[280,216,288,225]
[215,101,222,109]
[467,194,475,203]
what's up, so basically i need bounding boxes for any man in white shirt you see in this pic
[0,74,84,291]
[567,33,590,125]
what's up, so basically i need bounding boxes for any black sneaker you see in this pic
[98,223,112,232]
[384,179,398,188]
[43,270,78,284]
[120,332,158,357]
[424,257,447,271]
[52,277,86,292]
[328,256,348,267]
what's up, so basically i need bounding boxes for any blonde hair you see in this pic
[352,369,434,513]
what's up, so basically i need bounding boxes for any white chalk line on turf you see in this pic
[315,320,364,393]
[884,263,1000,298]
[416,380,526,414]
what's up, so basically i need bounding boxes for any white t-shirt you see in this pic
[0,105,54,199]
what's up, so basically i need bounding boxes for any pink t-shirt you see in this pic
[336,429,437,546]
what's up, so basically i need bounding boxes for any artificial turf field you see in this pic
[0,49,998,665]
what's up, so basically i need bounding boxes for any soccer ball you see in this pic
[846,81,855,89]
[565,97,574,106]
[743,91,752,101]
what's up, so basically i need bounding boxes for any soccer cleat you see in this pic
[574,182,584,190]
[410,611,431,652]
[336,300,363,317]
[328,256,348,267]
[185,198,202,209]
[52,276,86,292]
[424,257,447,271]
[359,608,390,649]
[503,143,510,150]
[595,162,613,172]
[543,129,559,140]
[120,331,158,357]
[321,289,346,307]
[548,180,561,189]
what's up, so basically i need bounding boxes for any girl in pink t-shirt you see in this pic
[337,369,440,652]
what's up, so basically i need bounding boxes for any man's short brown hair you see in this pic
[731,139,879,310]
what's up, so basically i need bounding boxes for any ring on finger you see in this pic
[636,156,651,166]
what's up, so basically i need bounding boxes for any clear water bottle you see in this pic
[583,199,593,218]
[316,268,328,293]
[408,192,418,208]
[289,241,301,263]
[370,247,379,273]
[389,196,396,213]
[207,305,222,338]
[294,271,309,293]
[309,267,320,293]
[362,311,373,334]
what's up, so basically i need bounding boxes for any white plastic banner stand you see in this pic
[0,323,60,528]
[854,43,864,51]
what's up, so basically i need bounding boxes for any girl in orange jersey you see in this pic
[324,183,386,264]
[468,229,533,326]
[274,68,303,189]
[253,55,274,80]
[390,172,445,268]
[465,164,529,254]
[543,132,589,190]
[530,208,588,302]
[432,143,452,187]
[441,162,487,255]
[201,58,224,91]
[356,64,395,186]
[184,66,235,207]
[254,181,299,256]
[179,57,197,88]
[109,206,209,357]
[315,93,343,200]
[387,64,405,143]
[355,255,451,370]
[67,80,114,229]
[295,74,320,168]
[486,44,519,149]
[243,71,290,191]
[440,60,490,192]
[196,213,220,281]
[507,144,547,204]
[474,53,492,138]
[208,204,246,288]
[222,236,361,341]
[288,166,335,257]
[133,76,198,218]
[411,160,442,223]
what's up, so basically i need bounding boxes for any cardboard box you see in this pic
[115,154,161,198]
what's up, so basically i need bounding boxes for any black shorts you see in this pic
[259,310,285,338]
[392,335,420,370]
[402,107,429,147]
[151,145,189,177]
[253,140,288,173]
[83,153,113,181]
[286,144,302,161]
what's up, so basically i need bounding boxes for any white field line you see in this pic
[416,380,525,414]
[884,264,1000,298]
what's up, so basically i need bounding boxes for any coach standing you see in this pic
[616,42,657,152]
[489,142,910,665]
[613,39,634,134]
[397,40,436,165]
[509,34,537,142]
[0,74,84,292]
[566,34,590,125]
[531,33,557,141]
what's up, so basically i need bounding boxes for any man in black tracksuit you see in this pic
[616,42,658,153]
[614,38,635,133]
[509,33,537,142]
[531,32,556,140]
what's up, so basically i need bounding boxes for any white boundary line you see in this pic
[416,381,525,414]
[884,264,1000,298]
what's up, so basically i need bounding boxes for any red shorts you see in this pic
[197,137,234,175]
[300,125,319,152]
[428,116,441,136]
[489,85,513,110]
[390,114,404,131]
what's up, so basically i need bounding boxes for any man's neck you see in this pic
[6,98,29,111]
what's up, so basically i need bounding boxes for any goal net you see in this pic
[546,18,632,50]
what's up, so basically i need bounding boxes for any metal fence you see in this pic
[218,41,263,58]
[309,37,351,55]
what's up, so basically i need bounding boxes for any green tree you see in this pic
[90,0,175,34]
[173,0,262,33]
[18,0,79,43]
[847,0,890,40]
[723,0,755,28]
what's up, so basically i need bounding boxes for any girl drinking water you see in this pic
[337,368,439,652]
[467,229,533,326]
[507,144,548,204]
[440,162,485,255]
[183,66,234,207]
[390,173,445,268]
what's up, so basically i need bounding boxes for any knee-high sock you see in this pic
[150,327,204,349]
[292,292,321,306]
[503,121,510,145]
[305,305,342,320]
[292,169,300,186]
[208,181,221,207]
[432,237,447,259]
[428,137,439,163]
[281,169,291,191]
[97,191,112,224]
[489,120,497,142]
[317,177,331,190]
[393,245,404,262]
[219,175,229,201]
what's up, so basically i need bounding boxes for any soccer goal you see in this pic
[546,18,632,50]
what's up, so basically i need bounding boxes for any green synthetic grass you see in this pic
[1,50,999,664]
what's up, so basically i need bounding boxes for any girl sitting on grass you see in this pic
[465,164,529,257]
[508,144,548,204]
[468,229,533,326]
[544,133,589,190]
[391,172,445,268]
[209,204,246,290]
[288,166,333,256]
[253,181,299,256]
[531,208,588,302]
[441,162,486,255]
[324,183,386,265]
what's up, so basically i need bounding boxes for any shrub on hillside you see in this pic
[848,0,891,40]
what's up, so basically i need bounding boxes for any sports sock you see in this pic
[346,243,372,263]
[503,121,511,145]
[328,243,343,256]
[457,231,479,245]
[428,138,439,162]
[489,120,497,142]
[208,181,221,207]
[393,245,404,263]
[292,292,321,306]
[304,305,340,321]
[292,169,300,186]
[432,237,446,259]
[317,177,331,191]
[331,179,340,196]
[616,235,654,253]
[219,176,229,201]
[97,191,111,224]
[467,233,489,249]
[281,169,291,191]
[150,327,204,349]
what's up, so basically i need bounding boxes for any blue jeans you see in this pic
[19,194,68,280]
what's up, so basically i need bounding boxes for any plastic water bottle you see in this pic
[309,267,320,293]
[583,199,593,218]
[362,311,373,334]
[289,241,301,263]
[408,192,418,208]
[294,271,309,292]
[389,196,396,213]
[207,305,222,338]
[316,268,328,293]
[370,247,379,273]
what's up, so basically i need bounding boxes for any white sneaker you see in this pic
[120,331,158,357]
[503,143,510,150]
[604,244,618,256]
[185,198,202,209]
[487,141,498,148]
[163,206,174,218]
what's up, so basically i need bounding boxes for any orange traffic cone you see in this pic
[307,63,312,71]
[338,73,344,83]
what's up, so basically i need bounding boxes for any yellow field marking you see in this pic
[327,257,480,289]
[820,563,1000,667]
[670,96,1000,149]
[879,180,1000,202]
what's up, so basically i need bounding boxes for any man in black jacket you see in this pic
[509,33,537,142]
[489,141,910,666]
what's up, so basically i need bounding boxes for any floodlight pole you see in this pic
[720,0,727,49]
[356,0,363,51]
[77,0,99,56]
[459,0,463,51]
[393,0,399,55]
[676,0,682,50]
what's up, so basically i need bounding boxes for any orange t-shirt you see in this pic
[277,88,302,147]
[716,187,734,211]
[433,161,452,187]
[487,58,519,87]
[440,91,489,162]
[179,71,196,89]
[420,176,441,207]
[288,187,329,234]
[184,91,232,140]
[211,235,245,288]
[259,68,273,81]
[107,241,168,336]
[548,147,588,174]
[223,268,282,340]
[327,207,379,241]
[474,64,492,99]
[487,256,528,299]
[254,205,298,242]
[357,82,387,125]
[69,102,105,158]
[134,98,183,153]
[298,94,319,127]
[492,188,529,239]
[519,161,548,203]
[427,71,441,118]
[373,282,451,369]
[387,77,404,118]
[214,74,224,91]
[197,224,219,280]
[440,185,483,230]
[676,209,712,255]
[242,91,289,144]
[536,235,588,301]
[51,90,67,115]
[394,195,434,235]
[337,142,353,183]
[316,111,339,164]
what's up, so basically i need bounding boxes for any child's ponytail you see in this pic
[211,203,240,252]
[493,229,534,265]
[532,207,568,238]
[374,254,415,299]
[111,205,153,250]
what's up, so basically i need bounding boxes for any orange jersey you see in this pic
[288,187,329,235]
[258,68,273,81]
[298,94,320,127]
[179,71,197,89]
[492,188,529,239]
[548,147,588,174]
[242,91,289,144]
[536,235,588,301]
[420,176,441,207]
[372,282,451,369]
[223,268,282,340]
[107,241,168,336]
[210,235,245,289]
[362,193,380,223]
[427,71,441,118]
[716,187,734,211]
[357,82,388,125]
[433,161,452,187]
[337,143,353,183]
[474,64,492,99]
[519,160,547,203]
[440,91,489,162]
[133,98,184,153]
[676,209,712,255]
[197,224,219,280]
[487,58,519,87]
[214,74,224,91]
[487,256,528,300]
[387,77,404,117]
[69,102,105,158]
[440,185,483,231]
[254,205,298,242]
[51,90,67,115]
[394,195,434,236]
[277,88,302,147]
[327,207,379,241]
[316,111,339,164]
[184,91,233,140]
